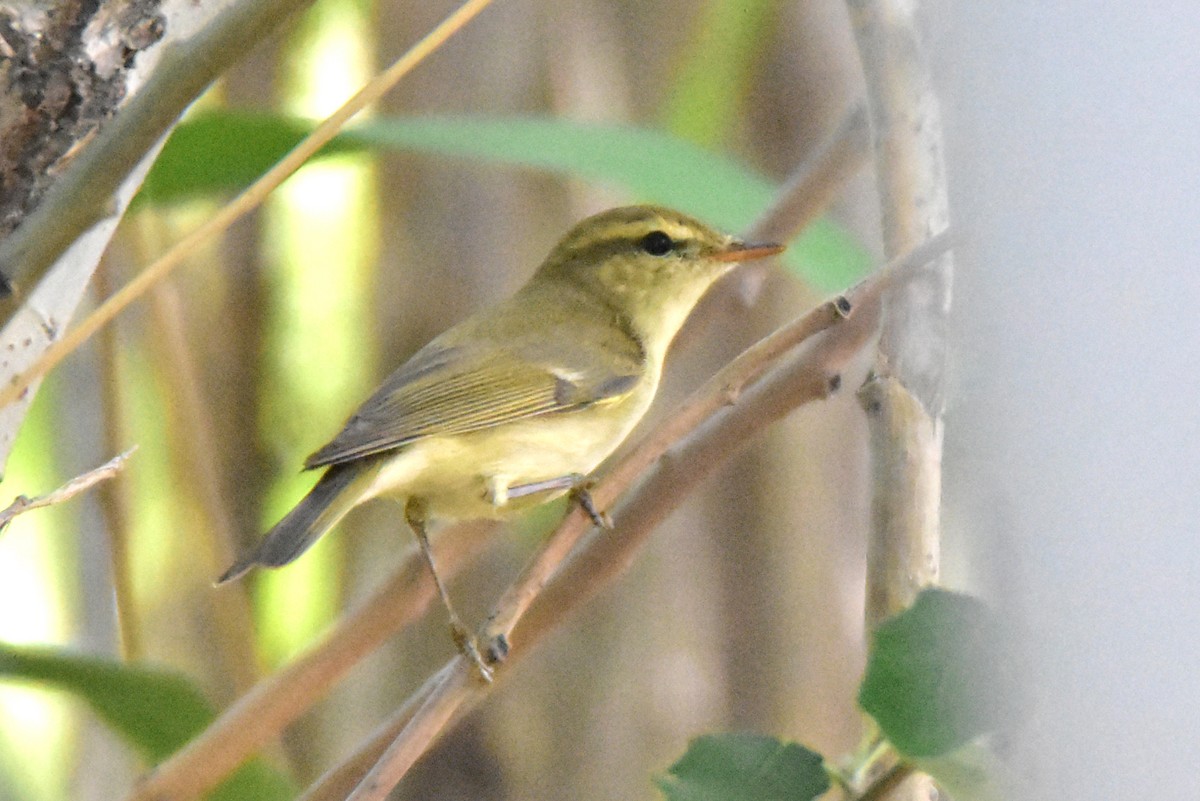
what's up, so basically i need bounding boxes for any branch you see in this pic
[0,0,319,302]
[848,2,952,798]
[0,447,136,535]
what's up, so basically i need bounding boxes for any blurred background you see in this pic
[8,0,1195,799]
[0,2,884,799]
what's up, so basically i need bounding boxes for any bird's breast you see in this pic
[362,377,656,521]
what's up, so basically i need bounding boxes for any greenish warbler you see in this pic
[219,205,783,677]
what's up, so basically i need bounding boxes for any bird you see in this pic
[218,205,784,679]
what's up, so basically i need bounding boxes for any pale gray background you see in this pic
[936,3,1200,798]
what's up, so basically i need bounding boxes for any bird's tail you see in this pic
[216,462,377,585]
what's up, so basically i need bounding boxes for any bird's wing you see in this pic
[304,332,644,469]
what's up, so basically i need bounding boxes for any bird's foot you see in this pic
[450,621,494,683]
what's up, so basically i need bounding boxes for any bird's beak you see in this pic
[712,240,786,262]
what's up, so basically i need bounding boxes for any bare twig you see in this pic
[345,661,475,801]
[0,448,136,535]
[298,662,459,801]
[0,0,498,413]
[732,103,871,302]
[747,102,871,246]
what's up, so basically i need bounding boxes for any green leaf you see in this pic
[134,112,362,208]
[656,733,830,801]
[0,643,293,801]
[858,589,1015,758]
[140,112,869,291]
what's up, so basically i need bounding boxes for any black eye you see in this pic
[640,231,674,256]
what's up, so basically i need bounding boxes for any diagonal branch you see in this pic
[0,0,319,309]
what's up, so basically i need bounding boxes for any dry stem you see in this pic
[149,284,261,694]
[0,448,136,534]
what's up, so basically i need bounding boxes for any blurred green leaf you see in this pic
[859,589,1014,759]
[663,0,777,149]
[0,644,293,801]
[656,733,829,801]
[141,112,869,290]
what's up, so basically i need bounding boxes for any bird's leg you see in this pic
[404,497,493,682]
[506,474,613,529]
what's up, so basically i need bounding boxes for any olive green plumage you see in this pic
[220,205,782,585]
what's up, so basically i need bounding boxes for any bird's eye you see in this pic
[640,231,674,256]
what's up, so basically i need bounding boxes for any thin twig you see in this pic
[0,448,137,535]
[345,661,475,801]
[298,661,459,801]
[729,103,871,303]
[0,0,498,412]
[856,762,915,801]
[746,102,871,246]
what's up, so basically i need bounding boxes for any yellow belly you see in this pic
[360,393,650,521]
